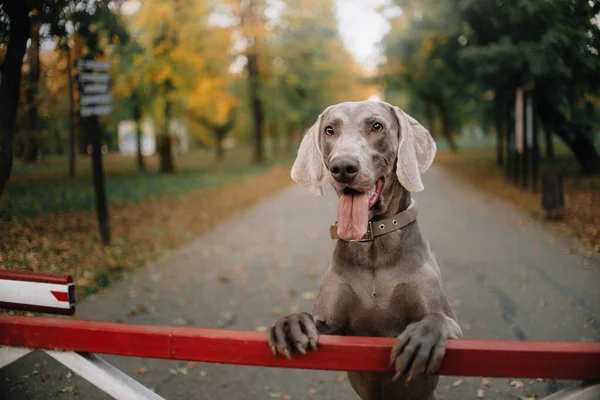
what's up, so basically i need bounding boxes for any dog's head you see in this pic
[291,100,436,240]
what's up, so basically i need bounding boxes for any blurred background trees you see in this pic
[0,0,371,190]
[1,0,599,284]
[381,0,600,174]
[0,0,599,196]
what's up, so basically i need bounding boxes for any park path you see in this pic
[2,165,599,400]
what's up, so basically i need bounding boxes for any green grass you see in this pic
[1,146,294,218]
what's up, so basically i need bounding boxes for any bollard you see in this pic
[542,173,564,220]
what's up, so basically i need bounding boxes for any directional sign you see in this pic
[80,105,113,118]
[77,59,112,118]
[81,83,110,94]
[78,73,111,84]
[77,60,110,72]
[80,94,113,107]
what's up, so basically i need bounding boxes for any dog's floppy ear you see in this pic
[391,105,436,192]
[291,113,327,196]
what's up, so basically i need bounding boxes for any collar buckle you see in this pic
[352,222,373,242]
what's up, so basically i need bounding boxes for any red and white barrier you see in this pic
[0,270,76,315]
[1,315,600,380]
[1,271,599,400]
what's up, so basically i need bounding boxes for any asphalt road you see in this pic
[2,165,599,400]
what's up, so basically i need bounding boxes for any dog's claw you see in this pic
[283,348,292,360]
[295,342,306,355]
[309,339,318,351]
[269,345,277,358]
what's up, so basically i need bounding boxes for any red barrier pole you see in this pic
[0,271,76,315]
[1,316,599,380]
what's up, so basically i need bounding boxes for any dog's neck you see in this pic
[371,180,411,221]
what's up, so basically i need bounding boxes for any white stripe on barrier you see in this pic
[46,351,164,400]
[0,347,33,369]
[0,279,74,311]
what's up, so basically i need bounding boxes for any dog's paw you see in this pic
[389,314,449,382]
[268,312,319,360]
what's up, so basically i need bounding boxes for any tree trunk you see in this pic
[557,129,600,175]
[437,102,459,152]
[544,129,555,160]
[247,52,265,164]
[539,116,556,160]
[494,96,506,166]
[423,102,436,138]
[132,92,145,171]
[136,119,145,171]
[66,44,76,177]
[285,120,296,154]
[158,134,173,173]
[0,1,29,196]
[215,131,225,161]
[78,116,88,154]
[54,125,64,155]
[159,85,174,174]
[23,23,41,164]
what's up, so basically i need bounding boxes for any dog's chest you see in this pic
[345,270,426,337]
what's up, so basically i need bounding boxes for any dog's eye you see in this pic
[372,122,383,132]
[325,126,335,136]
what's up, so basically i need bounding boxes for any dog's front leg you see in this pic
[389,313,462,382]
[267,268,349,359]
[268,312,320,360]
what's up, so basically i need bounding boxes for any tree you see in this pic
[263,0,370,151]
[131,0,218,173]
[380,0,469,152]
[455,0,600,173]
[0,0,30,196]
[113,39,148,171]
[22,22,41,163]
[190,108,236,160]
[238,0,267,164]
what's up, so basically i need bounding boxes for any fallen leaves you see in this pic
[477,388,485,398]
[135,367,148,375]
[169,366,188,376]
[127,304,148,317]
[510,380,525,390]
[0,163,293,302]
[217,312,236,327]
[58,385,76,393]
[301,291,315,300]
[452,378,463,387]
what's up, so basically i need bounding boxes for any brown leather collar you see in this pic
[330,199,418,242]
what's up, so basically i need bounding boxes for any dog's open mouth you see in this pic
[337,178,383,241]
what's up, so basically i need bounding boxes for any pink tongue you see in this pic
[337,192,370,241]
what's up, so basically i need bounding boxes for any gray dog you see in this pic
[268,100,462,400]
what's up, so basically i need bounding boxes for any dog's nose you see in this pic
[330,156,359,183]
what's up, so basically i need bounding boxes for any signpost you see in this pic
[77,59,111,245]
